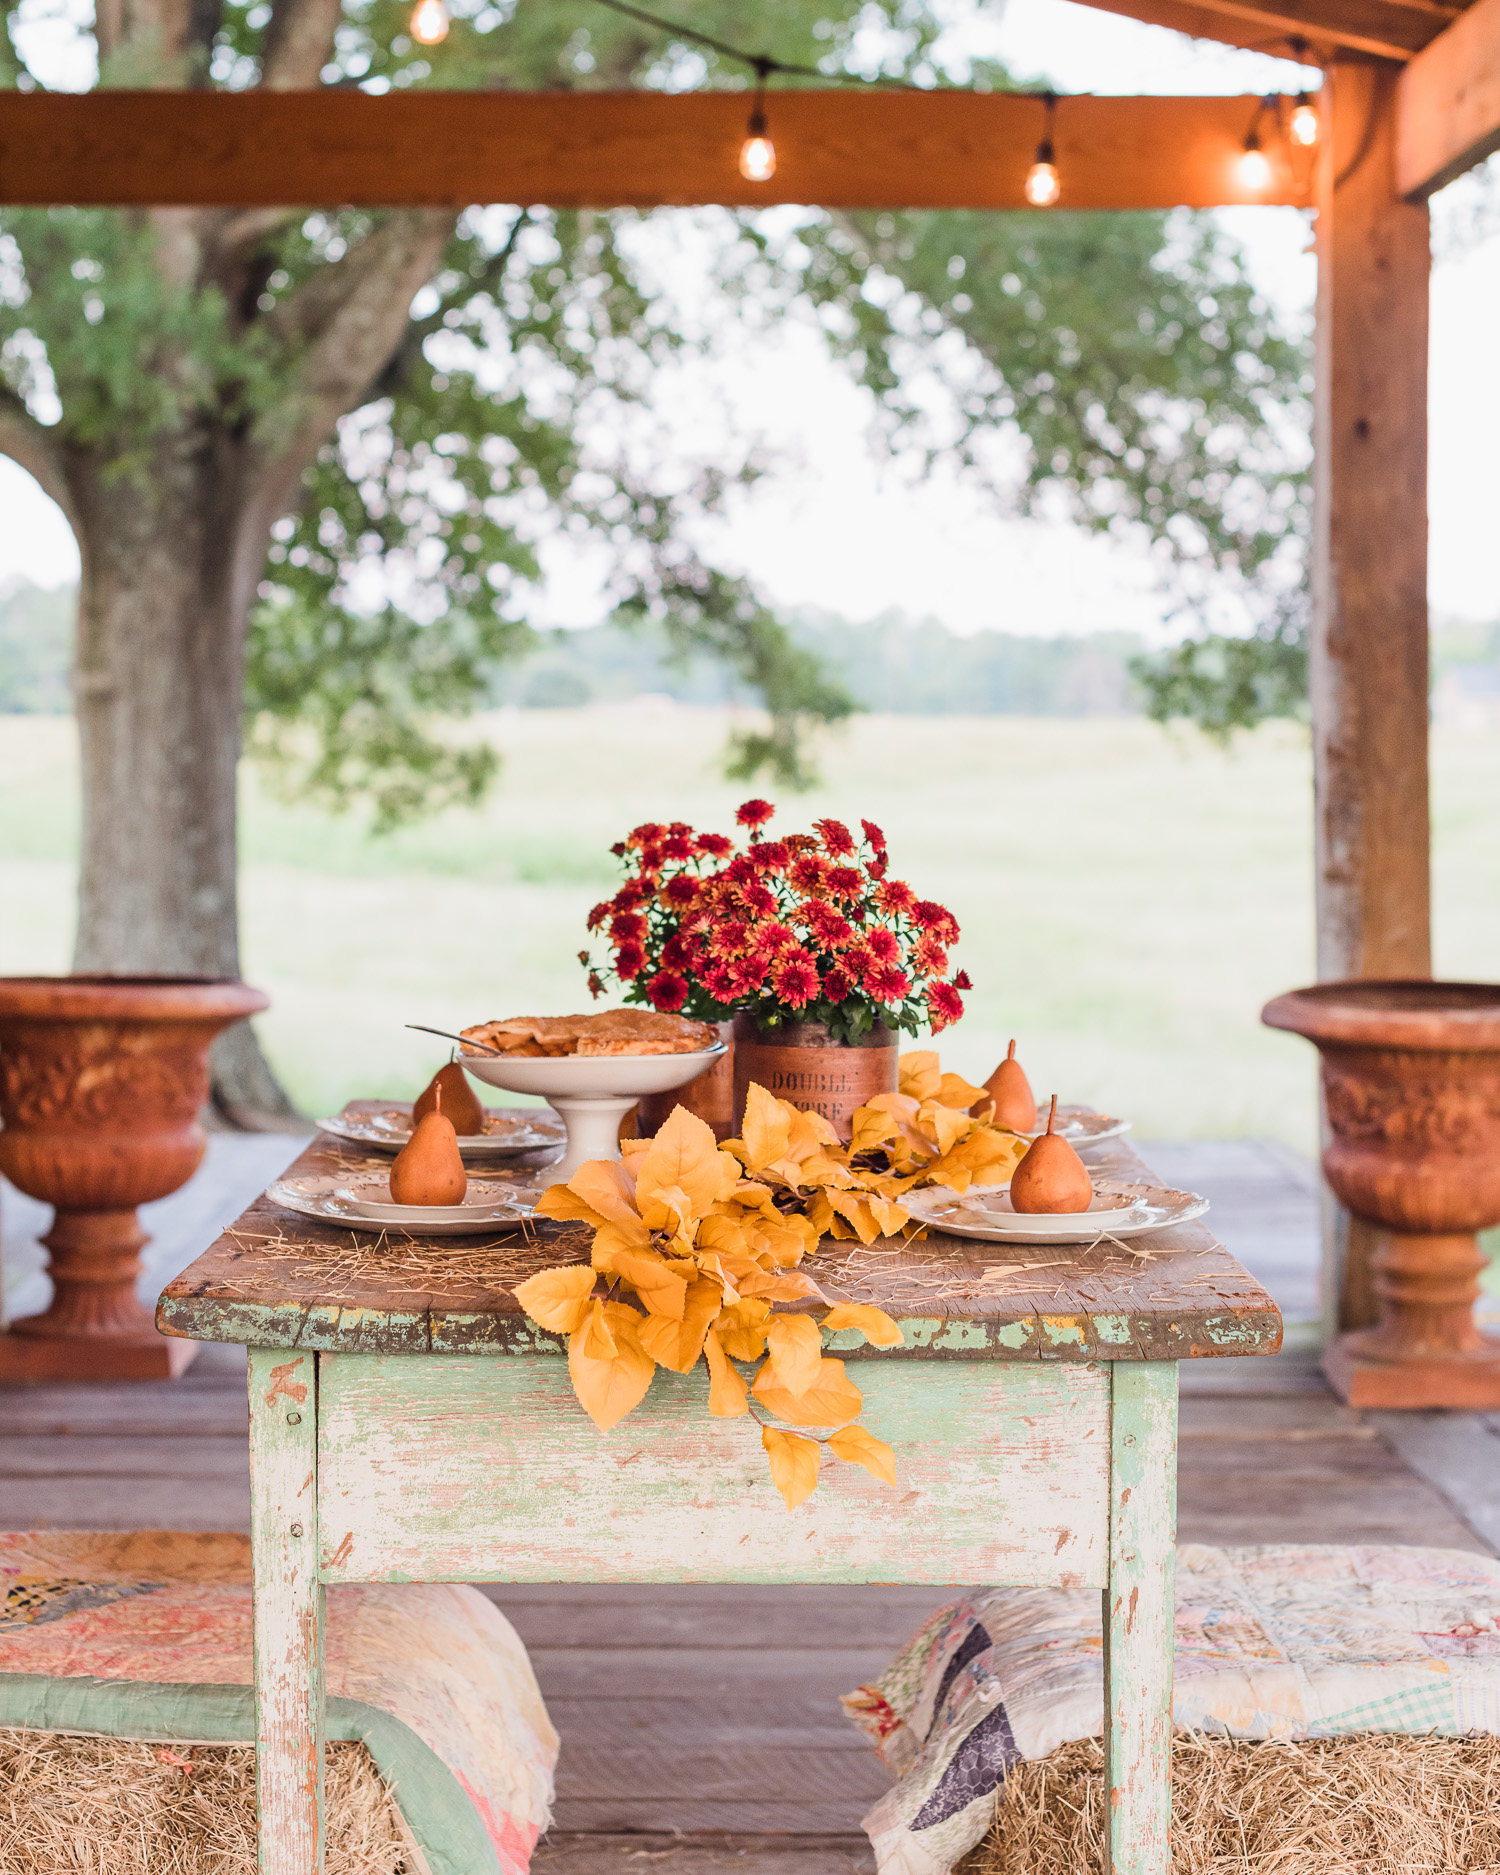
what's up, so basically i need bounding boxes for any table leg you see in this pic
[248,1347,325,1875]
[1103,1361,1177,1875]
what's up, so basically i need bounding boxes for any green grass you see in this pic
[2,706,1498,1154]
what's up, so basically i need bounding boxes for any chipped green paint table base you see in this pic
[158,1128,1281,1875]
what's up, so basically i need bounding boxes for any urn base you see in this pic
[0,1323,199,1382]
[1323,1331,1500,1409]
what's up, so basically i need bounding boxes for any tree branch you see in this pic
[0,393,79,537]
[259,0,344,89]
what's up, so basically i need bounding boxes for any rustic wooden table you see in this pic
[158,1113,1281,1875]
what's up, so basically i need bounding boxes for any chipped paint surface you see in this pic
[1103,1362,1177,1875]
[314,1352,1113,1588]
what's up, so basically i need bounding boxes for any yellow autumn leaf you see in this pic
[762,1425,821,1508]
[566,1159,652,1239]
[820,1303,905,1347]
[533,1182,612,1229]
[739,1081,793,1172]
[820,1187,885,1246]
[636,1276,722,1373]
[899,1051,942,1101]
[714,1296,771,1360]
[567,1299,656,1430]
[634,1105,730,1220]
[763,1312,824,1393]
[592,1241,689,1320]
[938,1070,990,1110]
[828,1423,898,1486]
[921,1100,973,1157]
[513,1264,596,1334]
[703,1328,750,1416]
[753,1354,864,1427]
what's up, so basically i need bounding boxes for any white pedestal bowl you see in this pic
[460,1045,729,1184]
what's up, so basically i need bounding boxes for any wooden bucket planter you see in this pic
[730,1011,898,1140]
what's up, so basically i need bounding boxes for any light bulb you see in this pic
[739,133,775,182]
[1024,159,1060,207]
[1238,146,1272,191]
[409,0,449,44]
[1290,98,1320,147]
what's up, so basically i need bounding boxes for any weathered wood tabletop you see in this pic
[158,1106,1282,1363]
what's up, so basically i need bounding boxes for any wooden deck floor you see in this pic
[4,1139,1500,1871]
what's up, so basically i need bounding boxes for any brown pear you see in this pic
[1009,1095,1093,1214]
[389,1087,468,1205]
[413,1060,485,1137]
[979,1039,1038,1131]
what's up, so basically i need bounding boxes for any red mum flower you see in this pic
[866,854,889,881]
[639,844,665,873]
[647,970,689,1012]
[823,966,853,1003]
[772,949,821,1007]
[953,969,973,991]
[864,925,902,966]
[789,854,829,893]
[911,899,953,934]
[860,818,887,852]
[927,982,965,1033]
[739,882,777,918]
[843,942,874,977]
[668,821,693,837]
[662,834,693,861]
[728,955,768,996]
[735,799,775,830]
[813,817,855,857]
[724,854,756,885]
[586,901,612,932]
[661,934,691,969]
[610,911,646,941]
[697,832,733,859]
[710,919,751,961]
[751,839,791,872]
[627,822,666,849]
[804,902,853,949]
[913,936,949,980]
[610,841,627,858]
[751,919,797,955]
[614,880,651,911]
[864,963,911,1005]
[587,970,605,999]
[662,875,699,909]
[876,878,917,915]
[703,964,736,1003]
[614,941,646,980]
[826,865,864,900]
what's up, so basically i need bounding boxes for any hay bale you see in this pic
[0,1733,412,1875]
[958,1731,1500,1875]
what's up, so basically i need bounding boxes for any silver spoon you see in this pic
[405,1023,504,1056]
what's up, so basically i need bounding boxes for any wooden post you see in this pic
[1312,59,1432,1335]
[1103,1362,1177,1875]
[248,1348,325,1875]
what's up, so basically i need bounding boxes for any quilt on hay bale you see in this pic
[0,1530,558,1875]
[842,1543,1500,1875]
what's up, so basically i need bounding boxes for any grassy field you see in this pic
[2,706,1497,1154]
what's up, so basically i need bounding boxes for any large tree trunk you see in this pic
[68,430,301,1124]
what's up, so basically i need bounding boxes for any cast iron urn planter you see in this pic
[1261,979,1500,1409]
[0,975,269,1381]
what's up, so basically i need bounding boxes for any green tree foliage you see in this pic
[1,0,1312,817]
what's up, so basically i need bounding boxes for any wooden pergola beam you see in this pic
[1396,0,1500,191]
[0,89,1314,210]
[1085,0,1460,62]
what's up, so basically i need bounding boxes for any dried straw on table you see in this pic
[958,1731,1500,1875]
[0,1734,411,1875]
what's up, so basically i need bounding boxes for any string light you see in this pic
[1024,91,1060,207]
[1290,93,1320,147]
[1237,96,1275,192]
[739,60,775,182]
[409,0,449,42]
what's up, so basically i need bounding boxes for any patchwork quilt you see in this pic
[843,1543,1500,1875]
[0,1530,558,1875]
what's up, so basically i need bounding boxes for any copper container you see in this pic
[0,974,269,1381]
[636,1020,735,1140]
[1262,979,1500,1409]
[731,1011,897,1140]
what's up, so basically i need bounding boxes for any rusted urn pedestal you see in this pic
[1262,981,1500,1409]
[731,1012,898,1140]
[0,976,269,1382]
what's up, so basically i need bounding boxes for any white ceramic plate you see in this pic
[1016,1105,1132,1149]
[316,1107,563,1160]
[903,1181,1209,1245]
[461,1043,727,1101]
[268,1173,537,1237]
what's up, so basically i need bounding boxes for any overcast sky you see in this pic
[1,0,1495,634]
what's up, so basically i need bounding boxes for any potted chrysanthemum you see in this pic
[580,802,970,1137]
